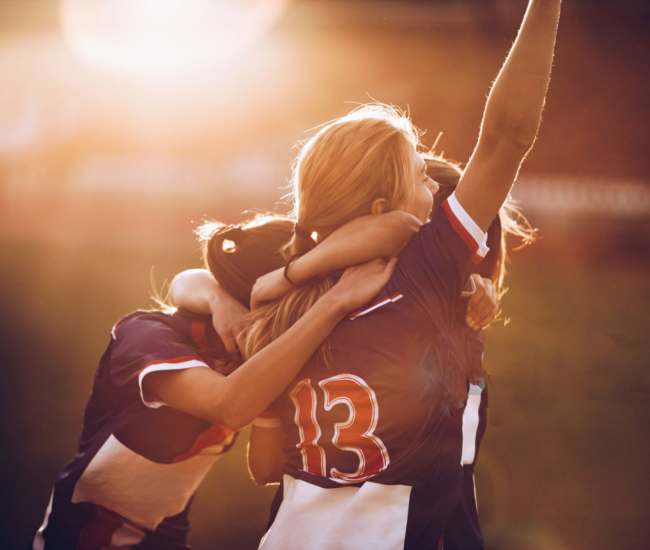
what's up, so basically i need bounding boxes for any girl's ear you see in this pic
[371,198,389,215]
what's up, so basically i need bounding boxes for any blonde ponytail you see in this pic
[244,104,421,365]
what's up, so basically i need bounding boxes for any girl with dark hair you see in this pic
[32,215,398,550]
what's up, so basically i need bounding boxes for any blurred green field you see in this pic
[0,234,648,550]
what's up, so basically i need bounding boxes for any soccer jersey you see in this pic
[33,309,239,550]
[260,194,489,550]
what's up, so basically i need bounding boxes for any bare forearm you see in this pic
[151,259,396,429]
[211,295,346,428]
[290,212,420,282]
[482,0,561,149]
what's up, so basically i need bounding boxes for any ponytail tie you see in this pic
[293,224,312,240]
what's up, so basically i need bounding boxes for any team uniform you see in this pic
[260,194,489,550]
[33,309,239,550]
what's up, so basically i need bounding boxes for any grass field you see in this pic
[0,232,648,550]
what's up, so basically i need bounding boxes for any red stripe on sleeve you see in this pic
[441,200,479,255]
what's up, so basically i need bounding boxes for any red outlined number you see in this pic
[320,374,389,483]
[290,375,389,484]
[290,379,326,477]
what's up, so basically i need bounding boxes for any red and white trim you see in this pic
[138,357,210,409]
[111,321,119,340]
[347,293,403,321]
[442,193,489,264]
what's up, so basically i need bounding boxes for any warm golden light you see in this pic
[59,0,292,78]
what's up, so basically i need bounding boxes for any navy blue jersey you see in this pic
[33,310,239,550]
[260,194,489,550]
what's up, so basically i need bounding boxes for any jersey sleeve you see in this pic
[109,314,211,409]
[392,192,489,328]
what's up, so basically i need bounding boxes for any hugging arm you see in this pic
[456,0,562,231]
[171,269,249,357]
[251,211,421,308]
[145,259,396,430]
[170,211,419,316]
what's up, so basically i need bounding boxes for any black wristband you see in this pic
[283,254,302,286]
[293,224,312,240]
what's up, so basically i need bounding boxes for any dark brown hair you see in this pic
[198,215,294,309]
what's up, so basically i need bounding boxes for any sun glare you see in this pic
[59,0,292,78]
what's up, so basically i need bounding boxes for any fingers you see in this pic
[251,268,292,309]
[467,298,498,330]
[219,332,239,356]
[466,277,499,331]
[335,257,397,313]
[466,274,486,310]
[213,318,249,357]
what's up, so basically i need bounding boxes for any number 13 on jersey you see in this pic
[289,374,390,484]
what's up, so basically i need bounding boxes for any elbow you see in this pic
[481,124,538,158]
[216,410,250,431]
[205,397,250,430]
[508,124,539,153]
[384,211,421,251]
[169,275,183,307]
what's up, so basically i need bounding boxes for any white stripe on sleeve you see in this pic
[447,193,490,259]
[138,360,210,409]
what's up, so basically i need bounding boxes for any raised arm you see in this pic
[146,258,396,429]
[456,0,561,231]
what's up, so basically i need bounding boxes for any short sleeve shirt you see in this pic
[36,310,239,550]
[261,194,489,550]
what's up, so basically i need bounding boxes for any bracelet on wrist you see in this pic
[283,254,302,286]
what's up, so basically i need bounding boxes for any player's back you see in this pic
[262,195,488,550]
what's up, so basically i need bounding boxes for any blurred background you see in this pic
[0,0,648,548]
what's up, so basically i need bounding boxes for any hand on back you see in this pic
[465,274,499,331]
[328,257,398,315]
[209,290,250,362]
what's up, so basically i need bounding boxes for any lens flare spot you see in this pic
[59,0,292,78]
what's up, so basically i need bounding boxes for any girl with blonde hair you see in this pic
[245,2,562,548]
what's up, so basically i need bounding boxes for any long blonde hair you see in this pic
[243,104,420,365]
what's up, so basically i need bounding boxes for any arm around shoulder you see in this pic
[289,211,420,283]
